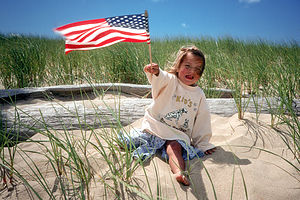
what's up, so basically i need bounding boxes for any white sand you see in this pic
[1,108,299,199]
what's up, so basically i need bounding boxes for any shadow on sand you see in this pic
[183,147,251,199]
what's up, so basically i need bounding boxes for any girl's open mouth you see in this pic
[185,75,194,80]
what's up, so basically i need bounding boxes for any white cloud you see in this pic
[239,0,261,3]
[181,23,189,28]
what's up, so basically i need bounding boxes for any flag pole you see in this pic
[145,10,153,69]
[148,42,153,67]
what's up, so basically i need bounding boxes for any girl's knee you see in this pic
[166,140,182,154]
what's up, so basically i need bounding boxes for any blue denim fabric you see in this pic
[118,129,205,161]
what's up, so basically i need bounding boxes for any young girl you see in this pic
[119,46,216,186]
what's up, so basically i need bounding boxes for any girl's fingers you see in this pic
[145,63,159,74]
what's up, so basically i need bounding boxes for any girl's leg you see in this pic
[166,140,190,186]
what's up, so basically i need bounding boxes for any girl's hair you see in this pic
[167,45,206,77]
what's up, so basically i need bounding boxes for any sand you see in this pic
[1,98,299,199]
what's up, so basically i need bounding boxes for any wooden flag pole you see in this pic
[148,42,153,67]
[145,10,153,82]
[145,10,153,78]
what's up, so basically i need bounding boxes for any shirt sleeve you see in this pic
[145,69,175,99]
[191,92,215,152]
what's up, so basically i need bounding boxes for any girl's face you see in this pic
[176,52,203,86]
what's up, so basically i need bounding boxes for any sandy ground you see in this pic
[0,95,299,199]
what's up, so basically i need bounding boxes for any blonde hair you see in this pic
[167,45,206,77]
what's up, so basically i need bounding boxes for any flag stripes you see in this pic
[54,13,150,54]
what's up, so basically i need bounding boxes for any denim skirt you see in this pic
[118,129,205,161]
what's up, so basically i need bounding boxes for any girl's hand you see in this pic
[205,147,216,155]
[144,63,159,76]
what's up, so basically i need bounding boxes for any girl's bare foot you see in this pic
[174,172,190,186]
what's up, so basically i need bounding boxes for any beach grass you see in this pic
[0,34,299,199]
[1,34,299,92]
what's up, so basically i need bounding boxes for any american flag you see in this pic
[54,12,150,54]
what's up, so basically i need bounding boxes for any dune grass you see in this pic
[0,34,299,199]
[0,34,298,91]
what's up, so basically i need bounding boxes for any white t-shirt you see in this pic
[142,69,215,152]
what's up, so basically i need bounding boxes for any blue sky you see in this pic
[1,0,299,44]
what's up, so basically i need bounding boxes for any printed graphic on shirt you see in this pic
[182,118,189,130]
[164,108,187,122]
[176,95,193,107]
[160,117,190,133]
[160,108,190,133]
[175,94,199,113]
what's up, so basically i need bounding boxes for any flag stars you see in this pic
[106,13,148,31]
